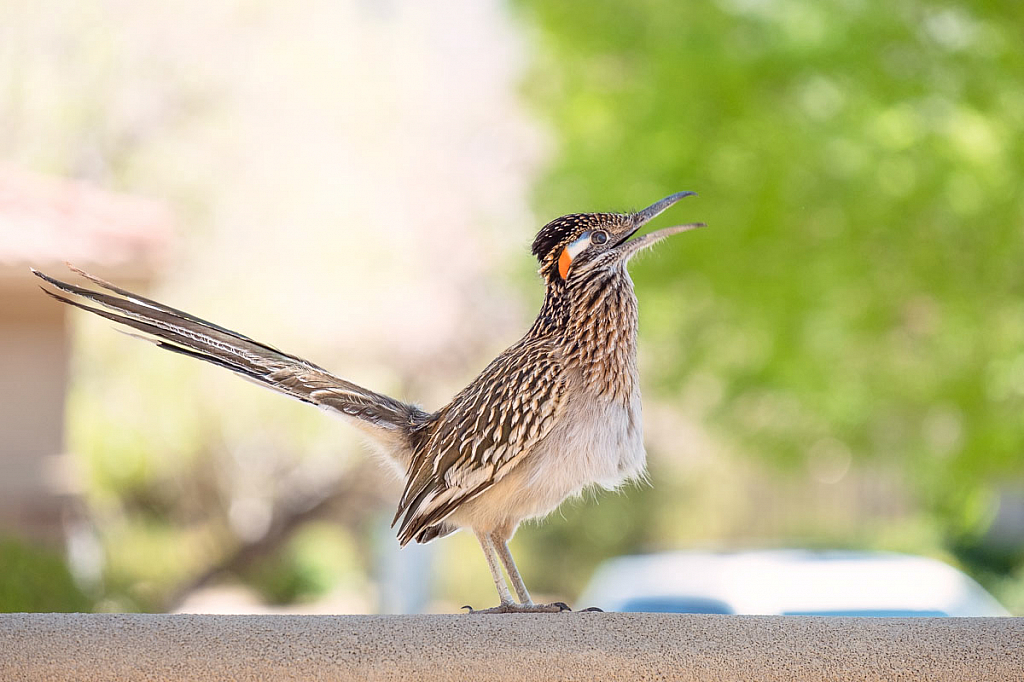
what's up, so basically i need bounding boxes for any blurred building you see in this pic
[0,166,172,543]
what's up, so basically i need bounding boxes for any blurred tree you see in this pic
[513,0,1024,608]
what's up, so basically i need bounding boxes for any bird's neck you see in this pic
[530,269,640,401]
[529,282,572,337]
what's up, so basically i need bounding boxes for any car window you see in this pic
[782,609,949,617]
[617,597,734,614]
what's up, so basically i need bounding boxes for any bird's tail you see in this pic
[33,265,425,455]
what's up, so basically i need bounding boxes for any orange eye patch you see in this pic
[557,231,592,280]
[558,248,573,279]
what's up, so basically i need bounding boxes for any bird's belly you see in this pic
[535,393,645,491]
[457,392,645,533]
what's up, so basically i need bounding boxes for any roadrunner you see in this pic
[35,192,701,613]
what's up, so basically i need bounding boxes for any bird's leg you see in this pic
[462,532,570,614]
[493,534,532,605]
[476,531,516,606]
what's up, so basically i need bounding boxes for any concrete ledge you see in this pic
[1,613,1021,681]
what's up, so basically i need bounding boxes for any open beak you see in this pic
[613,191,704,260]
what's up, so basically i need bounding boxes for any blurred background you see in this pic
[1,0,1022,615]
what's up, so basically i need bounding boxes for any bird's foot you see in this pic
[462,601,572,614]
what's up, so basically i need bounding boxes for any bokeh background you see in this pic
[1,0,1022,614]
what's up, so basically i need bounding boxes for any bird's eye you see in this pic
[592,231,608,245]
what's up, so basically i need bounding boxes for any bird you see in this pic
[34,191,702,613]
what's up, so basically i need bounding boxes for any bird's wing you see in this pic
[33,266,425,444]
[394,338,566,544]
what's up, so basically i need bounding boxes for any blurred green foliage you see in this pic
[243,523,366,605]
[513,0,1024,606]
[0,537,90,612]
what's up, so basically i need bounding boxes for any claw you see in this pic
[581,606,604,612]
[553,601,571,612]
[461,605,474,613]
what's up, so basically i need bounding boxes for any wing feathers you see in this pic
[393,339,566,544]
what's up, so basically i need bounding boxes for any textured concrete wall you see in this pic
[2,613,1021,681]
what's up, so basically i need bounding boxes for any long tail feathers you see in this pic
[33,265,425,439]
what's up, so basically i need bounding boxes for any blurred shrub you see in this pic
[0,537,91,613]
[243,522,365,605]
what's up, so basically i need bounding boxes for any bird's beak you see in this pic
[613,191,704,260]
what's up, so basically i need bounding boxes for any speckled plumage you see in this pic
[35,192,701,612]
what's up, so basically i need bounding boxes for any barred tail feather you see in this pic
[33,266,426,450]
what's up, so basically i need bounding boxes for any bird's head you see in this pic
[531,191,703,286]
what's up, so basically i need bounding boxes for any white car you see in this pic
[577,549,1009,616]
